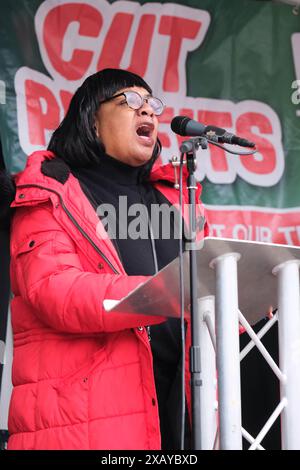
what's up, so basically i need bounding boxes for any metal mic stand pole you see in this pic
[180,137,207,450]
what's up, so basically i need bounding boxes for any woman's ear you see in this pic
[94,125,99,138]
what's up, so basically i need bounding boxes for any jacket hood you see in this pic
[0,168,16,229]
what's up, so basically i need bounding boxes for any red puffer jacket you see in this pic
[7,151,207,450]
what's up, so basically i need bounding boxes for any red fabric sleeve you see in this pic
[10,205,165,334]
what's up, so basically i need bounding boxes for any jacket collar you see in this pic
[14,151,63,187]
[14,151,184,195]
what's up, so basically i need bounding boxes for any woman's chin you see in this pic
[129,152,153,167]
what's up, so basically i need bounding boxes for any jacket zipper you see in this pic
[17,184,119,274]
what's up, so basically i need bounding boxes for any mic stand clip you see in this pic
[179,136,208,156]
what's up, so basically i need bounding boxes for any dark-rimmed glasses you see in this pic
[99,90,165,116]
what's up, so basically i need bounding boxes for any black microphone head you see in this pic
[171,116,207,137]
[205,125,227,136]
[170,116,191,136]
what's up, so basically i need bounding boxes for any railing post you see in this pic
[198,296,217,449]
[273,260,300,449]
[210,253,242,450]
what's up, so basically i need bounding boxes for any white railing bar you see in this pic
[240,312,278,361]
[213,428,219,450]
[238,311,286,383]
[249,398,288,450]
[241,427,265,450]
[204,313,216,352]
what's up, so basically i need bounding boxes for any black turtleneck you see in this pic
[71,154,190,450]
[71,153,181,274]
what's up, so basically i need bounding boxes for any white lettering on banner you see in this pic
[0,80,5,104]
[232,224,273,243]
[14,0,285,187]
[277,226,300,245]
[205,204,300,245]
[291,33,300,115]
[291,34,300,79]
[210,223,272,242]
[209,224,226,238]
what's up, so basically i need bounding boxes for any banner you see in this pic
[0,0,300,244]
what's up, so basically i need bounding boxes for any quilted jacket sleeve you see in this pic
[10,204,165,334]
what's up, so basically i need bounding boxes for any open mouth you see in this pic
[135,123,155,147]
[136,125,153,138]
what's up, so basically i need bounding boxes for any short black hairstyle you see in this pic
[47,68,162,170]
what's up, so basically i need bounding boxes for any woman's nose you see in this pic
[137,99,154,117]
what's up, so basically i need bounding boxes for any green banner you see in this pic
[1,0,300,244]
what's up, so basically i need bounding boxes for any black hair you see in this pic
[0,140,16,229]
[0,169,16,230]
[47,68,161,171]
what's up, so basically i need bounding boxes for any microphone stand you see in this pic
[179,136,208,450]
[177,136,256,449]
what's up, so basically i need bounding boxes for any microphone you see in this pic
[171,116,255,148]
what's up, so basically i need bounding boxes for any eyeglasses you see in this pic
[99,90,165,116]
